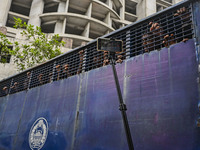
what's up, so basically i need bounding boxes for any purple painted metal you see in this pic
[0,40,199,150]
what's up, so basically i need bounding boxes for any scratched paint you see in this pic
[0,39,199,150]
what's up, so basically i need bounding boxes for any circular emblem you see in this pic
[29,117,48,150]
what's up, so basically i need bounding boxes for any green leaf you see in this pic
[1,17,63,71]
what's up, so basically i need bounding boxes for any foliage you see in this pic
[0,17,64,71]
[0,32,12,63]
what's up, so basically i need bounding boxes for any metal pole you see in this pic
[109,53,134,150]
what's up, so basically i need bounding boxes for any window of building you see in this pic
[125,0,137,15]
[6,15,28,29]
[112,2,120,16]
[112,20,120,30]
[68,5,86,15]
[156,4,167,12]
[43,1,59,13]
[10,0,32,16]
[41,22,56,33]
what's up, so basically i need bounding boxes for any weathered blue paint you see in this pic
[0,40,199,150]
[193,0,200,45]
[125,40,199,150]
[12,76,81,150]
[192,0,200,62]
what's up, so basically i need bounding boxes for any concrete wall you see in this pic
[0,0,12,26]
[0,28,32,80]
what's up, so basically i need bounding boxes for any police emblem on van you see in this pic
[29,117,48,150]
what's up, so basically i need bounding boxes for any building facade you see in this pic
[0,0,182,80]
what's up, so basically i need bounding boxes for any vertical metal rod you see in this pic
[109,53,134,150]
[8,78,13,94]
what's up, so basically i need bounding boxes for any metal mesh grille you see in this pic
[9,72,29,94]
[112,4,193,57]
[29,61,54,88]
[0,2,195,97]
[53,51,80,81]
[0,79,12,97]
